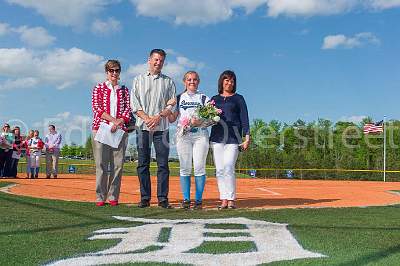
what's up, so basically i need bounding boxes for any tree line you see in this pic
[60,117,398,180]
[60,137,93,159]
[234,118,398,180]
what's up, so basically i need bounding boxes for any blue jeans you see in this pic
[136,130,170,202]
[9,158,19,178]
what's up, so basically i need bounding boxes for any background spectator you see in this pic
[0,123,14,178]
[9,126,23,178]
[28,130,43,178]
[44,125,62,178]
[24,130,34,178]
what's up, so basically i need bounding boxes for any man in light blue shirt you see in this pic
[44,125,62,178]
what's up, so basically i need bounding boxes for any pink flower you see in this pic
[180,117,190,127]
[209,100,215,105]
[216,108,222,114]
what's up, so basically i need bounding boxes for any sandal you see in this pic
[227,200,236,209]
[218,200,228,210]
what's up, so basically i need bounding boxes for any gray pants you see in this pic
[93,133,128,202]
[46,149,60,176]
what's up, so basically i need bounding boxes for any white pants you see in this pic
[30,152,41,168]
[176,129,209,176]
[211,142,239,200]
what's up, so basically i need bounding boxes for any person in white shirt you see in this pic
[168,71,210,209]
[44,125,62,178]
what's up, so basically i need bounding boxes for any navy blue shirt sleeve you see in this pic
[238,95,250,136]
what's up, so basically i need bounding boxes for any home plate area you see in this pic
[46,217,325,266]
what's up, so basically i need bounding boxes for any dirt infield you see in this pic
[1,174,400,209]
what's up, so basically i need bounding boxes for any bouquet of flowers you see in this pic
[177,116,192,136]
[195,100,222,126]
[177,100,222,136]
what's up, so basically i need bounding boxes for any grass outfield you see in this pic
[1,182,400,265]
[16,159,252,178]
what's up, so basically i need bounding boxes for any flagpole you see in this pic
[383,116,386,182]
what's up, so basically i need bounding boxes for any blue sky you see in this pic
[0,0,399,146]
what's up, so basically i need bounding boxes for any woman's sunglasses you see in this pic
[108,68,121,74]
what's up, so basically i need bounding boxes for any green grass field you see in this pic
[1,181,400,265]
[15,157,395,181]
[16,158,252,178]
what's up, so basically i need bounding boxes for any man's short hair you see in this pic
[49,125,55,130]
[149,49,166,58]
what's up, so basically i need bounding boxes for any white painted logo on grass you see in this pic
[48,217,325,266]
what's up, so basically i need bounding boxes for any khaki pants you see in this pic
[92,133,128,202]
[46,149,60,176]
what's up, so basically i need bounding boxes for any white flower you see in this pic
[212,116,220,122]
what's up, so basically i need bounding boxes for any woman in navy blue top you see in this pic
[210,70,250,209]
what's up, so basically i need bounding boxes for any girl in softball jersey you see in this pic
[28,130,44,178]
[168,71,210,209]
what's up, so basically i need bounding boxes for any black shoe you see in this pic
[46,175,50,179]
[138,200,150,208]
[30,174,34,179]
[53,175,57,179]
[181,200,191,209]
[193,201,203,210]
[158,200,173,209]
[34,174,38,178]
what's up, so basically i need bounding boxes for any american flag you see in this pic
[363,120,384,134]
